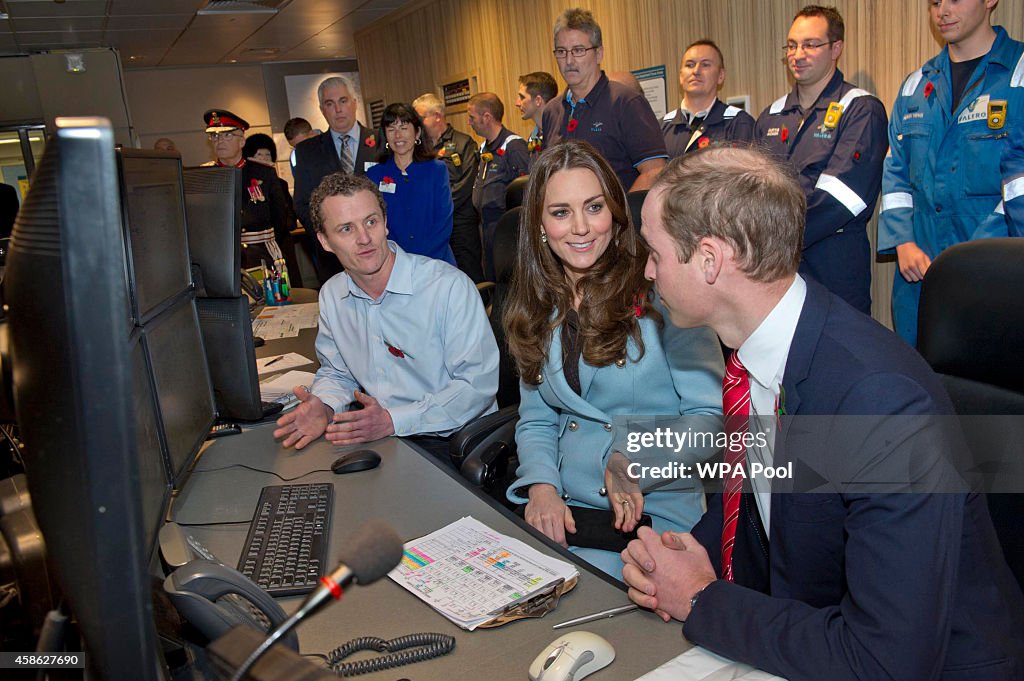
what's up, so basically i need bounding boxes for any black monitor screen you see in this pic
[6,118,164,676]
[183,166,242,298]
[131,329,172,555]
[118,150,192,321]
[144,297,216,487]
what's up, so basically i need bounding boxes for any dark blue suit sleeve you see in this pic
[685,373,966,681]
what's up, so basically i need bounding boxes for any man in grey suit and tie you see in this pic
[292,75,379,283]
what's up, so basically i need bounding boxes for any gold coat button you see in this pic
[536,373,544,384]
[615,358,626,368]
[567,421,578,431]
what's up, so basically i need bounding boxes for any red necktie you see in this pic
[721,351,750,582]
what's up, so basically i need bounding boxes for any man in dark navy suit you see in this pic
[292,75,378,283]
[620,146,1024,680]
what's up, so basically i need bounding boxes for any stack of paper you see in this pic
[389,516,579,630]
[252,302,320,340]
[259,370,316,409]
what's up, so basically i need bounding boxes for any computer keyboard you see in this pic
[237,483,333,597]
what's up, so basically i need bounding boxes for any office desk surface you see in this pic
[172,429,692,680]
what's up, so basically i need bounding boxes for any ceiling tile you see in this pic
[109,0,205,15]
[106,15,193,31]
[11,17,106,32]
[6,1,109,20]
[16,30,105,46]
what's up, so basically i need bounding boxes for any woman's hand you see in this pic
[605,451,645,532]
[524,484,576,547]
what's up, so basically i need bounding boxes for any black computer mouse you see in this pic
[331,449,382,474]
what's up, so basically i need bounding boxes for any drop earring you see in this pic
[541,229,548,244]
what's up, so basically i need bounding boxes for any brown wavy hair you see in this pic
[503,140,657,385]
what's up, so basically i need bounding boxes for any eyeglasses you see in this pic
[207,131,243,141]
[783,41,834,54]
[553,46,598,60]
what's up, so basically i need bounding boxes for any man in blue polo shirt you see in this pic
[879,0,1024,345]
[541,7,667,191]
[754,5,887,316]
[662,40,755,158]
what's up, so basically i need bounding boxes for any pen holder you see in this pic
[262,259,292,306]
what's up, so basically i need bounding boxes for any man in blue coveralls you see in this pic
[879,0,1023,346]
[1002,124,1024,235]
[754,5,887,316]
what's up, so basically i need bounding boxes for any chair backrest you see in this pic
[627,189,647,234]
[918,237,1024,590]
[505,176,529,211]
[490,207,522,409]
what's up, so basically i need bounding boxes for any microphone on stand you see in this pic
[229,518,404,681]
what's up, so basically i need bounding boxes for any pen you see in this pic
[264,356,284,367]
[552,604,638,629]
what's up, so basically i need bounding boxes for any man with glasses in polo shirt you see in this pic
[541,7,667,192]
[754,5,887,316]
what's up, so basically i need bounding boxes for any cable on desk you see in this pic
[190,463,333,481]
[324,633,456,676]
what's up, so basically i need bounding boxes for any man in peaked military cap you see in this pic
[202,109,297,279]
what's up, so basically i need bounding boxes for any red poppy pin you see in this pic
[382,176,395,184]
[383,337,413,359]
[633,292,644,318]
[365,134,377,148]
[780,126,789,142]
[567,118,579,133]
[496,148,505,157]
[923,82,934,99]
[698,136,710,149]
[247,178,265,203]
[854,151,861,160]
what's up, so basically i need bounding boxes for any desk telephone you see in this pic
[160,521,456,674]
[159,522,300,651]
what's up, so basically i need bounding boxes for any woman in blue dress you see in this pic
[503,140,724,578]
[366,103,455,265]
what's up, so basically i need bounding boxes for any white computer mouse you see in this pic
[528,630,615,681]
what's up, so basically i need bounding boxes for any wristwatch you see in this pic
[687,581,714,621]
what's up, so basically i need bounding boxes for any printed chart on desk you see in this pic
[390,516,577,630]
[251,302,319,339]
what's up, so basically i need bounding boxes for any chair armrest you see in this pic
[459,417,519,495]
[448,405,518,467]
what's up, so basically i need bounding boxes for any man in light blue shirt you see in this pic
[274,173,498,458]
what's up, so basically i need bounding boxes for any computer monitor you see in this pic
[116,148,192,323]
[182,166,242,298]
[6,118,165,678]
[196,296,273,422]
[144,294,217,486]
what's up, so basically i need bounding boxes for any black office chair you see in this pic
[917,237,1024,590]
[450,206,522,504]
[505,176,529,211]
[627,189,647,233]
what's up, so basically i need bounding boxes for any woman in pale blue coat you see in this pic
[503,140,724,578]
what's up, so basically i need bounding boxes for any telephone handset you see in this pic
[163,560,299,651]
[159,523,299,651]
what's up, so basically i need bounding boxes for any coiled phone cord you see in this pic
[325,632,456,676]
